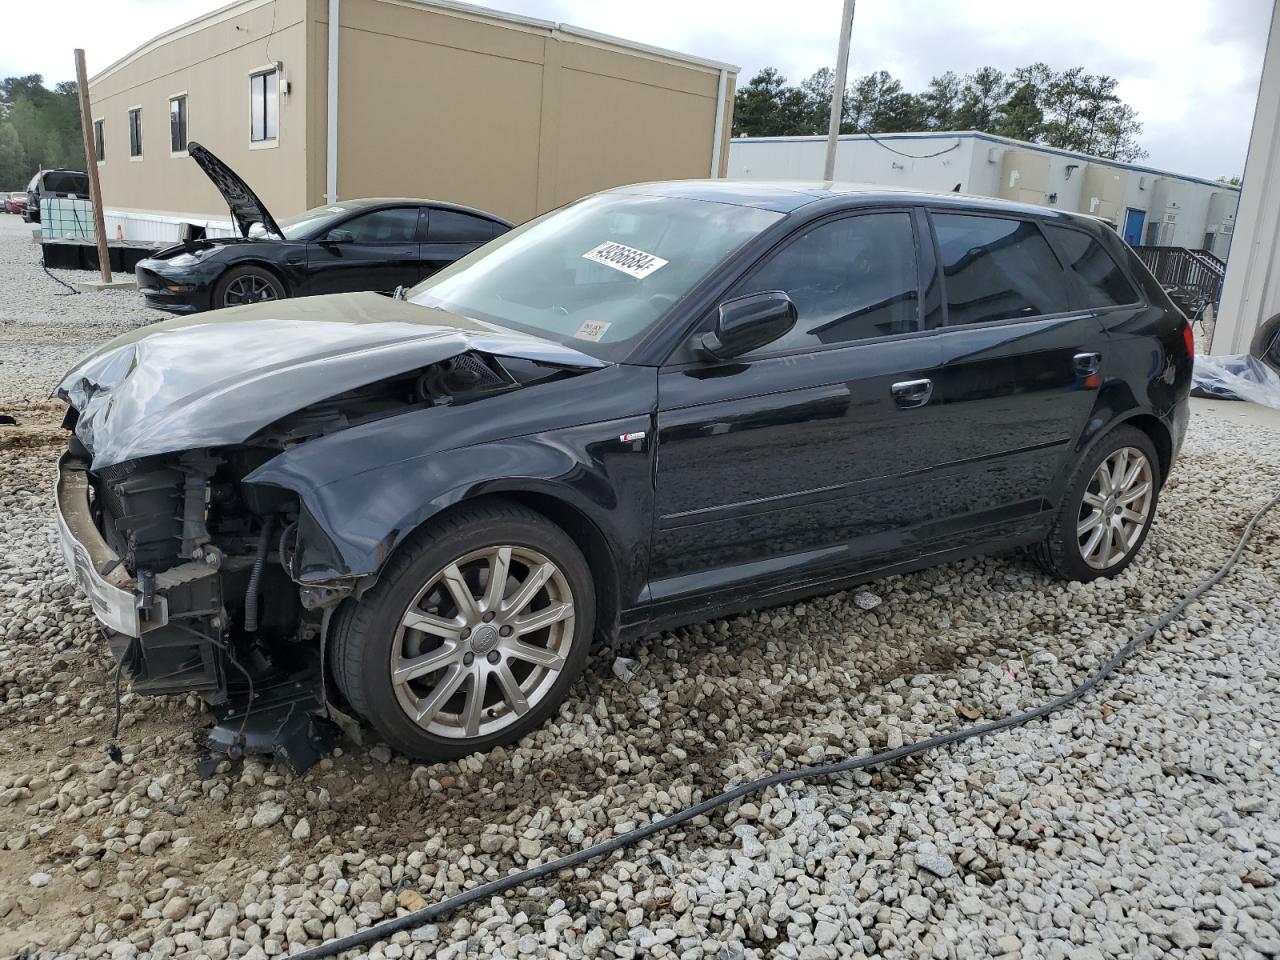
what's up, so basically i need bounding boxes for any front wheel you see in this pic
[213,265,285,309]
[1036,425,1161,581]
[329,500,595,760]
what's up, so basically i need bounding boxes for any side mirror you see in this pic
[324,228,354,244]
[699,291,796,360]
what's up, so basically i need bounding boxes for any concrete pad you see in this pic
[70,277,137,293]
[1189,396,1280,431]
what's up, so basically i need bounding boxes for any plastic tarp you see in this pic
[1192,354,1280,409]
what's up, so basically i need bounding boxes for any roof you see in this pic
[612,178,1087,219]
[731,130,1241,193]
[89,0,738,87]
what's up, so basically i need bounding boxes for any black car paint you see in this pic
[65,182,1190,649]
[241,185,1187,643]
[135,142,512,312]
[136,200,513,313]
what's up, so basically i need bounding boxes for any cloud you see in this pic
[2,0,1267,178]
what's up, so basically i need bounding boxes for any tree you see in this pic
[842,70,921,133]
[955,67,1009,132]
[730,61,1149,161]
[918,71,964,131]
[734,68,812,137]
[1217,175,1242,186]
[0,74,86,188]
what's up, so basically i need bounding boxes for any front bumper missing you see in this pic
[55,452,167,637]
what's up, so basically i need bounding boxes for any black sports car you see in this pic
[135,142,512,313]
[57,180,1191,768]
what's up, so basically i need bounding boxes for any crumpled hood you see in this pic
[56,291,605,469]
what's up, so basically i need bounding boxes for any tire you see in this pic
[1035,425,1161,581]
[212,264,285,309]
[328,499,595,760]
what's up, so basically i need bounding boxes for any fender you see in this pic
[244,365,658,604]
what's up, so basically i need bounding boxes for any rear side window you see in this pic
[428,209,498,243]
[933,213,1071,325]
[731,211,920,352]
[1044,225,1140,307]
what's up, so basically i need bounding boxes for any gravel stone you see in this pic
[0,214,1277,959]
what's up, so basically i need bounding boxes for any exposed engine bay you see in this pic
[56,347,595,773]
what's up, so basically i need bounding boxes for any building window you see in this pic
[250,69,278,143]
[169,95,188,154]
[93,119,105,162]
[128,107,143,158]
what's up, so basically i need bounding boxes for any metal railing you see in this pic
[1133,245,1226,306]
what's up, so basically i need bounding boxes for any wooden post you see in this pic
[823,0,856,182]
[73,48,112,284]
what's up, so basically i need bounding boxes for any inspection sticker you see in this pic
[582,241,668,279]
[574,320,611,342]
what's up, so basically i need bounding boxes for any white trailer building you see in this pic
[729,131,1240,259]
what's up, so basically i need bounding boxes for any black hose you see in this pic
[244,517,274,633]
[290,490,1280,960]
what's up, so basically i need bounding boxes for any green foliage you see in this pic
[0,74,86,191]
[1217,175,1241,186]
[733,62,1148,162]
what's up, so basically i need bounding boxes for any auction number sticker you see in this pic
[574,320,611,342]
[582,241,668,279]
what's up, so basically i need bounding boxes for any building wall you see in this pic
[324,0,731,224]
[90,0,734,238]
[1216,0,1280,354]
[729,133,1239,254]
[89,0,312,227]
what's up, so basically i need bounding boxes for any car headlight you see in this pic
[166,253,201,268]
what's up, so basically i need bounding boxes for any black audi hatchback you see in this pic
[55,180,1191,764]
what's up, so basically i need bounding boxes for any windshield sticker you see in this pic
[574,320,611,342]
[582,241,668,279]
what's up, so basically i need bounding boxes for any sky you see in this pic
[5,0,1272,179]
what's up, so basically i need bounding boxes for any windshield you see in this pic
[276,203,364,240]
[407,193,783,361]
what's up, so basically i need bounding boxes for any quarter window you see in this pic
[1043,225,1140,308]
[427,209,498,243]
[169,96,188,154]
[339,208,419,243]
[730,212,920,353]
[250,70,278,143]
[933,214,1071,325]
[128,108,142,158]
[93,119,105,162]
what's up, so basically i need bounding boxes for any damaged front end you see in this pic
[57,431,338,773]
[52,297,605,773]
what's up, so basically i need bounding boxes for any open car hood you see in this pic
[55,292,606,469]
[187,140,283,239]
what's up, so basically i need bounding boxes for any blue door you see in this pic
[1123,208,1145,246]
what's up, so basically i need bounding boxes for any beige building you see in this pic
[88,0,737,242]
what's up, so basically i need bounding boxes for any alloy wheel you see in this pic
[222,275,279,306]
[1076,446,1154,570]
[390,546,575,739]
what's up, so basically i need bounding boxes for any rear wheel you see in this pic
[1036,425,1160,581]
[213,265,285,309]
[329,500,594,760]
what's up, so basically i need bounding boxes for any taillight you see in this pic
[1182,320,1195,361]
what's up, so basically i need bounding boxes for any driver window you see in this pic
[730,212,920,355]
[339,208,419,243]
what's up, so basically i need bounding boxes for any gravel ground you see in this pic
[1,212,1278,960]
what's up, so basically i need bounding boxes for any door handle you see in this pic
[1073,352,1102,375]
[891,378,933,409]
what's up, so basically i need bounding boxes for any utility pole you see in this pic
[823,0,856,182]
[73,48,112,284]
